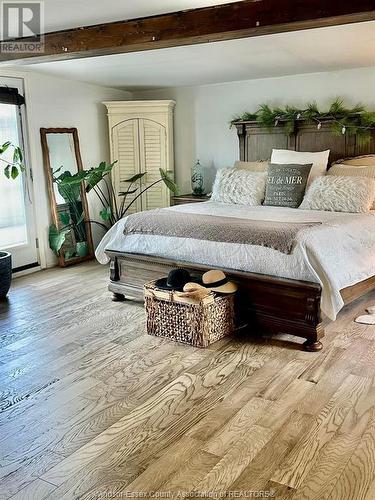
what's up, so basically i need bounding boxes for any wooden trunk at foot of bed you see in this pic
[106,251,325,351]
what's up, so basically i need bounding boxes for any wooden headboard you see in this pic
[235,119,375,166]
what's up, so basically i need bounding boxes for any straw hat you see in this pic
[202,270,237,294]
[177,282,211,301]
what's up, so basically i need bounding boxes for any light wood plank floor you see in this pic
[1,262,375,499]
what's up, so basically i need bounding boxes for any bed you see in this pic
[97,119,375,351]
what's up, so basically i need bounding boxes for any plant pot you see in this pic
[0,251,12,299]
[76,241,88,258]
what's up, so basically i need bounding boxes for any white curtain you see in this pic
[0,103,26,247]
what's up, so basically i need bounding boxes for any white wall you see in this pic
[0,69,130,268]
[134,66,375,193]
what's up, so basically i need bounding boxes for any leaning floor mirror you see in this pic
[41,128,94,267]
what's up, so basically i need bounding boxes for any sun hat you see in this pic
[155,268,192,291]
[202,269,237,294]
[176,282,211,301]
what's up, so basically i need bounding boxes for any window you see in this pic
[0,102,27,248]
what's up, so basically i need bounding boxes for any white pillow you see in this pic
[300,176,375,213]
[211,168,266,205]
[328,164,375,210]
[271,149,330,184]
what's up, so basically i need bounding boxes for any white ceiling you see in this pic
[42,0,239,32]
[27,21,375,91]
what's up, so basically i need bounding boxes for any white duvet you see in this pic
[96,202,375,320]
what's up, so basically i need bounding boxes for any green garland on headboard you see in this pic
[230,98,375,145]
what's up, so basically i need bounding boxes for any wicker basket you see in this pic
[144,281,235,347]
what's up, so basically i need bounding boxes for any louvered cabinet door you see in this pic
[139,118,170,210]
[111,118,141,215]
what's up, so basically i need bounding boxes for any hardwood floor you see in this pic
[1,261,375,499]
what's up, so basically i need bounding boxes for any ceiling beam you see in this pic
[1,0,375,65]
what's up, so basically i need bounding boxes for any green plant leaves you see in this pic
[85,171,103,193]
[53,165,65,175]
[56,161,115,195]
[230,98,375,139]
[3,164,19,179]
[303,102,320,121]
[55,170,82,202]
[118,189,138,196]
[59,212,71,226]
[328,97,346,115]
[256,104,276,130]
[49,159,180,232]
[77,213,85,225]
[49,224,69,255]
[122,172,146,183]
[230,112,258,127]
[57,170,86,188]
[0,141,11,154]
[159,168,179,194]
[83,161,116,192]
[10,165,18,179]
[100,206,112,221]
[361,112,375,127]
[1,142,25,179]
[327,98,364,117]
[13,147,22,163]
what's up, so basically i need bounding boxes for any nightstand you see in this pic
[171,193,211,206]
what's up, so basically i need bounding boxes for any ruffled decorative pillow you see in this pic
[211,168,266,205]
[300,176,375,213]
[328,163,375,209]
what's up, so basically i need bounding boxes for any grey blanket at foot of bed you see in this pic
[123,209,321,254]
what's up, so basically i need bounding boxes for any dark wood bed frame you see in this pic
[105,119,375,351]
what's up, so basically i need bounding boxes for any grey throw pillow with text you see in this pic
[264,163,313,208]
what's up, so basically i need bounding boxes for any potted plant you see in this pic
[0,251,12,299]
[57,161,179,230]
[0,141,24,300]
[49,162,178,259]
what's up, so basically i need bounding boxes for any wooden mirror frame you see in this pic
[41,127,94,267]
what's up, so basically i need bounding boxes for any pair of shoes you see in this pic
[355,305,375,324]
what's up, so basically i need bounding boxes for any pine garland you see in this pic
[230,98,375,145]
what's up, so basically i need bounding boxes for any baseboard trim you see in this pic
[13,262,40,276]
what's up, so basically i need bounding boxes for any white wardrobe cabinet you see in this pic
[104,100,175,214]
